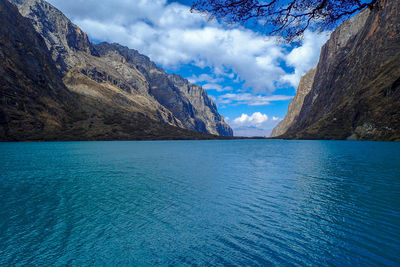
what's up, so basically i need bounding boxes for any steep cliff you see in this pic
[9,0,98,73]
[273,0,400,141]
[167,73,232,136]
[8,0,232,136]
[0,0,74,140]
[270,68,316,137]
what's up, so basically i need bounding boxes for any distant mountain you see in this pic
[233,126,270,137]
[272,0,400,141]
[0,0,232,141]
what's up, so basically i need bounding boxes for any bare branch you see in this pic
[191,0,380,42]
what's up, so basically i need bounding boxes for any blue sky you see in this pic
[47,0,329,136]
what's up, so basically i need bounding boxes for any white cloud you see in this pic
[48,0,328,93]
[281,31,329,87]
[227,112,282,137]
[233,112,269,126]
[272,116,280,121]
[202,84,232,92]
[188,74,223,84]
[217,93,293,106]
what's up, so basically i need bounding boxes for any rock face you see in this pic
[0,0,232,140]
[270,68,316,137]
[272,0,400,141]
[95,43,232,136]
[9,0,99,73]
[0,0,74,139]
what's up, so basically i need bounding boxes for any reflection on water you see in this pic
[0,140,399,265]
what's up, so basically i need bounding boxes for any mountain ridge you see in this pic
[0,0,232,140]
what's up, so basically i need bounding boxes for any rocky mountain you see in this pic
[272,0,400,141]
[0,0,75,140]
[0,0,232,140]
[94,43,232,136]
[270,68,316,137]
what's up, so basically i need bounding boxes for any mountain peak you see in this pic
[1,0,232,140]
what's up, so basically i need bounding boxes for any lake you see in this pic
[0,140,399,266]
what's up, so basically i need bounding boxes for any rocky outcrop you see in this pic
[95,43,232,136]
[7,0,232,137]
[0,0,74,139]
[167,73,232,136]
[9,0,98,73]
[270,68,316,137]
[273,0,400,141]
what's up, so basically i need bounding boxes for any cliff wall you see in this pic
[273,0,400,141]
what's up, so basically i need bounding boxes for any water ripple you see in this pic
[0,140,399,266]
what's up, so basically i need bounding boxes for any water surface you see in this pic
[0,140,399,266]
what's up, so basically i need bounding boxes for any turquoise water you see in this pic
[0,140,399,266]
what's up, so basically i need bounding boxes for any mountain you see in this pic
[0,0,76,140]
[94,42,232,136]
[270,68,316,137]
[0,0,232,141]
[272,0,400,141]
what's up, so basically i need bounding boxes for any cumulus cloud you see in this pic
[233,112,269,127]
[281,31,329,87]
[48,0,328,93]
[227,112,282,137]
